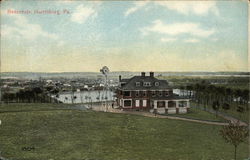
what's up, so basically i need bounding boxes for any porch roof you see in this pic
[150,95,190,101]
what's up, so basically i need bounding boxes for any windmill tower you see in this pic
[100,66,109,112]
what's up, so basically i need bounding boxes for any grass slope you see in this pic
[171,107,227,122]
[0,104,248,160]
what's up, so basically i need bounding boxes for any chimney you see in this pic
[119,75,121,82]
[150,72,154,77]
[141,72,145,77]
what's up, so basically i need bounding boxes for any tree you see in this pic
[222,103,230,112]
[212,101,220,117]
[220,121,248,160]
[226,88,233,104]
[236,106,244,118]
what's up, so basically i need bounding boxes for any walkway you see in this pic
[192,105,248,126]
[91,105,230,126]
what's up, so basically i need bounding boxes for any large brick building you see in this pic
[116,72,190,114]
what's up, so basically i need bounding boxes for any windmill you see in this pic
[100,66,109,112]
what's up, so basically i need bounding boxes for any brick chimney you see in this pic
[119,75,121,82]
[150,72,154,77]
[141,72,145,77]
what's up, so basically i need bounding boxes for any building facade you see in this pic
[116,72,190,114]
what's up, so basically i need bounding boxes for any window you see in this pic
[179,102,185,107]
[143,91,147,97]
[165,91,169,96]
[159,91,162,97]
[152,91,156,97]
[143,100,147,107]
[124,91,130,97]
[135,100,140,107]
[155,82,159,86]
[124,100,132,107]
[135,91,139,97]
[157,101,164,108]
[135,82,140,86]
[143,82,151,86]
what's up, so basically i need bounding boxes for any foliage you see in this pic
[212,101,220,117]
[222,103,230,111]
[220,121,249,160]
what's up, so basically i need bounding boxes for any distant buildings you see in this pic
[116,72,190,114]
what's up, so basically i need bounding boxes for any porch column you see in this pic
[186,100,190,112]
[187,100,190,108]
[165,100,168,114]
[154,100,157,113]
[176,100,179,114]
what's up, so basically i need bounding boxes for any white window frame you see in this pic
[135,82,140,86]
[159,91,162,97]
[155,82,159,86]
[143,82,151,87]
[135,100,140,107]
[123,91,131,97]
[135,91,139,97]
[143,100,147,107]
[152,90,156,97]
[123,99,132,108]
[165,91,169,96]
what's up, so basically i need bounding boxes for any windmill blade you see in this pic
[101,66,109,75]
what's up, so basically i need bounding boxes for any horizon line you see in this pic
[1,71,249,73]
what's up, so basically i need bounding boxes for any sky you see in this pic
[1,0,249,72]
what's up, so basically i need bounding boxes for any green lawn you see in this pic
[192,102,249,123]
[0,103,249,160]
[0,103,75,112]
[169,107,227,122]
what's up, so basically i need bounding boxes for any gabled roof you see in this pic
[119,76,171,90]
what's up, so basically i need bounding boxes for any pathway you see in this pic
[192,105,248,126]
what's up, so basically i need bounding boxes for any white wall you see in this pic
[179,108,187,114]
[168,108,176,114]
[157,108,165,114]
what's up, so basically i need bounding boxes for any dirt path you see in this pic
[192,105,248,126]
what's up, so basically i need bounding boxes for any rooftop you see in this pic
[119,72,171,90]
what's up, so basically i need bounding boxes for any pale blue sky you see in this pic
[1,1,248,72]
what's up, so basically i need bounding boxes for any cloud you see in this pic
[184,38,200,43]
[125,1,219,17]
[125,1,149,17]
[157,1,219,16]
[160,37,177,42]
[71,4,97,24]
[142,20,215,38]
[1,14,59,41]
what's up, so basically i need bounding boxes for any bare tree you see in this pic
[220,121,249,160]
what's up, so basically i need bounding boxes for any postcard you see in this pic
[0,1,249,160]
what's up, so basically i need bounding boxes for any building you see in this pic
[116,72,190,114]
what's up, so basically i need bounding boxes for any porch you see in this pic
[151,99,190,114]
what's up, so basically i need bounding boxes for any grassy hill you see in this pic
[0,104,248,160]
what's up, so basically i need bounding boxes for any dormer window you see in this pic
[143,82,151,87]
[155,82,159,86]
[135,82,140,86]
